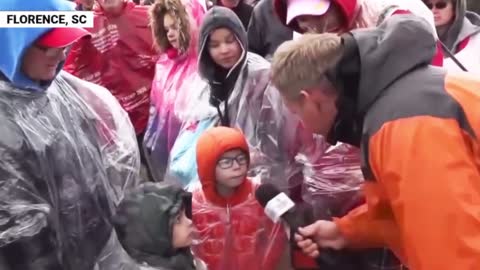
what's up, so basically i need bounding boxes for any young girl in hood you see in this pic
[113,182,206,270]
[174,5,322,197]
[192,126,286,270]
[143,0,204,181]
[422,0,480,72]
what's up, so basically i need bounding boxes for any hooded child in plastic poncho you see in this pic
[143,0,205,182]
[192,126,286,270]
[169,6,335,195]
[113,182,205,270]
[169,5,364,231]
[0,0,144,269]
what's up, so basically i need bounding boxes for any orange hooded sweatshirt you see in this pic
[191,126,286,270]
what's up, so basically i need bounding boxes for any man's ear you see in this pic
[300,88,330,104]
[298,89,317,107]
[298,90,310,102]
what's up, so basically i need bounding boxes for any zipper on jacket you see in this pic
[226,204,231,224]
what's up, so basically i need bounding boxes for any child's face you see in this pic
[215,149,248,189]
[208,28,243,70]
[172,209,193,249]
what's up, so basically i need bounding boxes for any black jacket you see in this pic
[247,0,292,60]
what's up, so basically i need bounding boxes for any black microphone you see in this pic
[255,183,358,270]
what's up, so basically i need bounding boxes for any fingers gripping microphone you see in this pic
[255,183,356,270]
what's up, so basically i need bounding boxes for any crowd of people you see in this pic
[1,0,480,269]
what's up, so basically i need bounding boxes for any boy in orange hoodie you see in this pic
[191,126,287,270]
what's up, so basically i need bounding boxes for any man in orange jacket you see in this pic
[270,13,480,270]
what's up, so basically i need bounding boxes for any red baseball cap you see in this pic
[37,27,91,48]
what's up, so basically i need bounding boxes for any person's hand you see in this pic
[294,220,348,258]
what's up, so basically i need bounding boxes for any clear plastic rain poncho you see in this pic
[0,71,146,270]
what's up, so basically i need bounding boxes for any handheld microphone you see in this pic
[255,183,357,270]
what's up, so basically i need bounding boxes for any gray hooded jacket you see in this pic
[436,0,480,51]
[113,183,195,270]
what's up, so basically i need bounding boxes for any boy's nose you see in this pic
[231,160,241,169]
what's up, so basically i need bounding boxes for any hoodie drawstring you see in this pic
[213,97,230,126]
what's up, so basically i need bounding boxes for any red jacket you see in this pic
[192,127,286,270]
[64,1,157,134]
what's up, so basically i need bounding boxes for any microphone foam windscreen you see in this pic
[255,183,282,208]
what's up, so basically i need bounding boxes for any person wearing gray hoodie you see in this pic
[467,0,480,14]
[247,0,293,61]
[423,0,480,72]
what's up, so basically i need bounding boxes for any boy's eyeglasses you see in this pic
[426,1,448,10]
[217,154,248,169]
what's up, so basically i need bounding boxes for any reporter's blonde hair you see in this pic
[271,33,344,99]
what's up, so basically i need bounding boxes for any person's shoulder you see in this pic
[254,0,269,9]
[243,1,254,11]
[132,4,150,11]
[192,187,207,203]
[364,67,454,135]
[246,53,270,71]
[252,0,263,11]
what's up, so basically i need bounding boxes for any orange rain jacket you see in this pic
[323,14,480,269]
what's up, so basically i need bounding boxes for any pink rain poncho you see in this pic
[143,0,205,182]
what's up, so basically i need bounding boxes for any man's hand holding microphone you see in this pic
[294,220,348,258]
[255,183,358,270]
